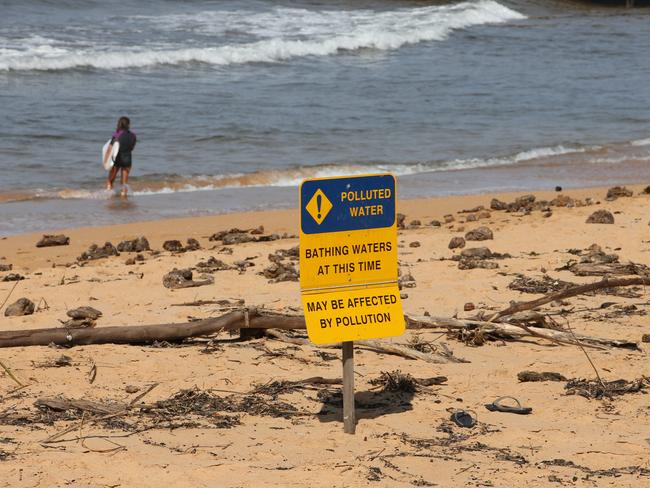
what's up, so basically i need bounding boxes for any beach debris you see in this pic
[448,237,465,249]
[518,371,567,382]
[555,186,562,192]
[261,260,299,283]
[485,396,532,415]
[1,273,24,282]
[0,264,12,272]
[369,370,418,393]
[162,268,214,289]
[429,220,441,227]
[4,298,35,317]
[67,306,102,321]
[491,194,587,214]
[508,275,575,294]
[450,410,476,428]
[465,226,493,241]
[185,238,201,251]
[490,198,508,211]
[162,238,201,253]
[460,247,496,259]
[641,334,649,343]
[195,256,232,272]
[460,205,485,214]
[36,234,70,247]
[408,220,421,228]
[61,306,102,328]
[37,354,73,368]
[586,210,614,224]
[565,377,649,399]
[78,242,119,261]
[491,275,650,323]
[117,236,150,253]
[606,186,632,200]
[208,227,279,245]
[409,241,421,248]
[125,385,140,394]
[464,302,475,311]
[558,244,649,277]
[398,270,417,288]
[152,387,299,420]
[397,213,406,229]
[642,185,650,194]
[444,214,455,223]
[451,247,509,270]
[273,246,300,260]
[162,240,184,252]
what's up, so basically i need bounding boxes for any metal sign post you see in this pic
[299,174,404,434]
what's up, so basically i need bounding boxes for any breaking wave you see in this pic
[0,1,524,72]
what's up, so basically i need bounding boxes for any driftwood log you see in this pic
[0,276,644,350]
[491,276,650,321]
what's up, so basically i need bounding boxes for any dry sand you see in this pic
[0,185,649,487]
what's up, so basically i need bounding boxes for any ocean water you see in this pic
[1,0,649,234]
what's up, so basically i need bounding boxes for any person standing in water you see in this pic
[105,116,137,196]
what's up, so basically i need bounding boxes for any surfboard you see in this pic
[102,139,120,171]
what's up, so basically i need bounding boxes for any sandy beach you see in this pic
[0,185,649,487]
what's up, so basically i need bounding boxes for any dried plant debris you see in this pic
[558,244,649,277]
[537,459,650,478]
[370,371,418,393]
[369,370,447,393]
[37,355,73,368]
[565,377,649,399]
[518,371,567,382]
[508,275,576,294]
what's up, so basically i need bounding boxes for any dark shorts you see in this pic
[114,162,132,169]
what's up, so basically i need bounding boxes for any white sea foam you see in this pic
[631,137,650,146]
[0,1,524,72]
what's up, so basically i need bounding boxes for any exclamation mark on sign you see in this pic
[316,194,322,219]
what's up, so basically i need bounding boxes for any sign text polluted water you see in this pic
[300,174,404,344]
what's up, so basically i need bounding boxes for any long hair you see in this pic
[116,116,130,132]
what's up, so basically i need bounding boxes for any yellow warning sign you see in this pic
[305,188,333,225]
[300,174,404,344]
[301,285,403,344]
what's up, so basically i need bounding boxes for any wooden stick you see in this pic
[342,341,355,435]
[491,276,650,321]
[263,329,466,363]
[406,315,636,350]
[0,359,24,387]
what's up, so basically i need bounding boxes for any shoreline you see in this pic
[2,153,649,236]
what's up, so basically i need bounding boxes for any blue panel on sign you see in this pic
[301,174,396,234]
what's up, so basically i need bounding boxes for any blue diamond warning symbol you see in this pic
[305,189,333,225]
